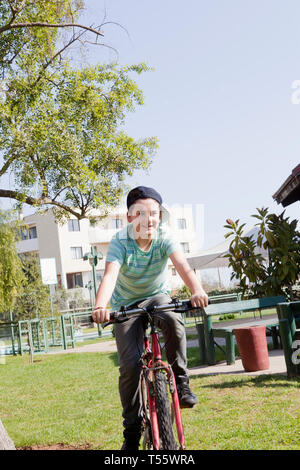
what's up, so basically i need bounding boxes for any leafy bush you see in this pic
[224,208,300,299]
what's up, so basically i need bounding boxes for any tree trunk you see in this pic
[0,420,16,450]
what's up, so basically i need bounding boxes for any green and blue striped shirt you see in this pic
[106,223,180,310]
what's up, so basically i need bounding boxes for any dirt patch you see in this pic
[17,443,92,450]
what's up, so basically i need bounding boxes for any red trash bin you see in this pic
[233,325,270,372]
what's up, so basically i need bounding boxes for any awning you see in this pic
[187,226,268,270]
[187,240,231,269]
[273,164,300,207]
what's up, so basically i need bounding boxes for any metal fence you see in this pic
[0,308,113,356]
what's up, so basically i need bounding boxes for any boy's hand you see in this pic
[190,290,209,308]
[92,306,110,324]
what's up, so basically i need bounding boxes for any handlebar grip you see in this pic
[109,311,118,321]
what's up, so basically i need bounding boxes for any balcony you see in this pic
[17,238,39,254]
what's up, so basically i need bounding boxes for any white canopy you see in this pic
[187,226,268,270]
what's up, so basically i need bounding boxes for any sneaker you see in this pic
[120,438,140,451]
[176,376,198,408]
[121,430,140,451]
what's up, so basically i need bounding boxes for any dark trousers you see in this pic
[114,293,188,432]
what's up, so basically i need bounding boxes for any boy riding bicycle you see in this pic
[92,186,208,450]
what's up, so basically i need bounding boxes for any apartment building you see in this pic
[17,205,199,305]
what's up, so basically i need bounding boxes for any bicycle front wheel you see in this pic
[154,370,177,450]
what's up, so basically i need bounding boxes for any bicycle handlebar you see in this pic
[102,298,206,327]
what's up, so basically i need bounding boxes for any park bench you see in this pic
[196,296,286,366]
[276,301,300,377]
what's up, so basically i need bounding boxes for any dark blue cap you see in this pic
[126,186,163,209]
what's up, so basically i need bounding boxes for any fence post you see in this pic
[18,321,24,356]
[9,309,16,356]
[70,315,75,348]
[27,321,34,363]
[43,319,49,353]
[60,315,67,350]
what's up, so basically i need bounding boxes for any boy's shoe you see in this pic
[121,430,140,451]
[121,438,140,451]
[176,376,198,408]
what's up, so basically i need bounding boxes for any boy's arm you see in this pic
[170,251,208,308]
[92,261,120,323]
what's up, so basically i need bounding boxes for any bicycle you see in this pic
[102,298,201,450]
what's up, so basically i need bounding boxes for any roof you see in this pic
[273,164,300,207]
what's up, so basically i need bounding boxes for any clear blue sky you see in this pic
[3,1,300,253]
[78,0,300,250]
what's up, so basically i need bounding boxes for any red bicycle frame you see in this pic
[101,298,200,450]
[142,329,185,450]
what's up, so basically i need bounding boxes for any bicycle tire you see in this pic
[154,370,178,450]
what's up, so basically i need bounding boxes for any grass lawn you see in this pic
[0,351,299,450]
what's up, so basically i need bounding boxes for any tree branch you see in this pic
[0,188,87,219]
[0,21,104,37]
[34,28,86,85]
[0,154,18,177]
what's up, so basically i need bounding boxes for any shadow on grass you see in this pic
[107,351,119,367]
[191,374,300,389]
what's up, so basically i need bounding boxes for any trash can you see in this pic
[233,325,270,372]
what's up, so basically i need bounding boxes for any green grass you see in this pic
[0,352,299,450]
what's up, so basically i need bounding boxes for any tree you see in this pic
[0,1,106,81]
[0,210,25,313]
[13,253,52,320]
[224,208,300,298]
[0,1,158,221]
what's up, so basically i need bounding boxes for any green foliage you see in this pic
[219,313,236,321]
[52,286,69,311]
[0,210,25,312]
[224,207,300,298]
[0,1,85,80]
[175,284,192,300]
[0,1,158,220]
[0,210,53,319]
[13,254,51,320]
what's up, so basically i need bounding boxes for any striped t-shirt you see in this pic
[106,223,180,310]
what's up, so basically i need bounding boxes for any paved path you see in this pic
[188,349,287,377]
[48,336,288,377]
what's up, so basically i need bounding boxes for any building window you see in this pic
[21,226,37,240]
[171,267,177,276]
[66,272,83,289]
[180,242,190,253]
[177,218,187,230]
[112,218,123,229]
[68,219,80,232]
[29,226,37,239]
[71,247,83,259]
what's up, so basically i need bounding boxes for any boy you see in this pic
[92,186,208,450]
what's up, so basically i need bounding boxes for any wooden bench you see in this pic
[276,301,300,377]
[196,296,286,365]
